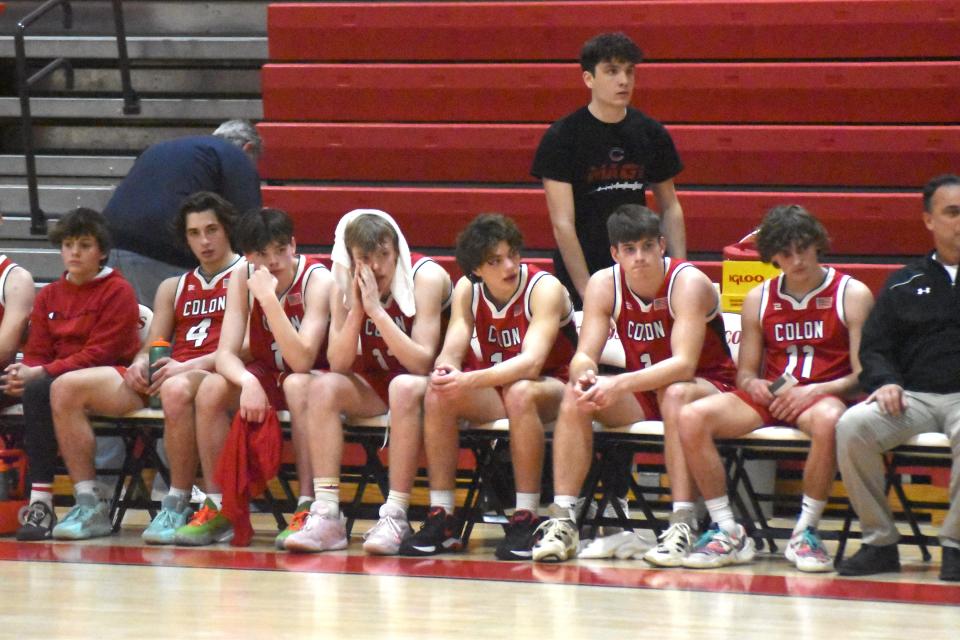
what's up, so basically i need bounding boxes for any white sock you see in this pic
[312,477,340,514]
[515,492,540,514]
[168,486,189,500]
[794,495,827,534]
[74,480,99,499]
[29,488,53,509]
[705,496,738,536]
[429,490,455,514]
[386,490,410,514]
[553,494,578,520]
[673,501,696,513]
[297,495,313,507]
[206,493,223,509]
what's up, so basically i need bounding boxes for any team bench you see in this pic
[0,404,947,561]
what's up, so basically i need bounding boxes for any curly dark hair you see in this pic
[755,205,830,264]
[49,207,112,265]
[173,191,237,249]
[455,213,523,282]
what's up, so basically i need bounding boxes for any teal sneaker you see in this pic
[52,493,113,540]
[275,500,312,550]
[173,498,233,546]
[142,494,193,545]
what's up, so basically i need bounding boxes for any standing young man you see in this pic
[174,207,333,546]
[678,205,873,571]
[283,210,451,554]
[5,208,140,541]
[531,204,735,563]
[47,192,242,543]
[836,175,960,581]
[399,213,577,560]
[531,31,685,308]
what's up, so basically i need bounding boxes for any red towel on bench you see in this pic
[214,409,282,547]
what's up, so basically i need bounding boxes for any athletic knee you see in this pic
[50,373,84,413]
[159,375,196,410]
[501,379,538,416]
[389,375,427,414]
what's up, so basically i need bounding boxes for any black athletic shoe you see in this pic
[16,501,57,541]
[495,509,542,561]
[398,507,463,556]
[836,543,900,576]
[940,546,960,582]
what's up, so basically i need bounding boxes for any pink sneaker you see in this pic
[362,503,412,555]
[283,502,349,553]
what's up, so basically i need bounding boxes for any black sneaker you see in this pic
[940,546,960,582]
[16,501,57,541]
[495,509,542,561]
[836,543,900,576]
[398,507,463,556]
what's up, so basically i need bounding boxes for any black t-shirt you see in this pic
[531,106,683,286]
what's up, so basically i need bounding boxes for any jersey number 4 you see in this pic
[185,318,212,348]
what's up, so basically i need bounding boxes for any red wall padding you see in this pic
[268,1,960,62]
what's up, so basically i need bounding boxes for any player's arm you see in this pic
[649,179,686,260]
[326,275,364,373]
[569,269,615,383]
[130,275,178,393]
[0,266,34,365]
[433,276,474,371]
[462,275,568,388]
[609,267,711,394]
[810,279,873,398]
[214,267,253,386]
[735,284,773,405]
[371,261,449,375]
[251,265,334,373]
[544,178,590,301]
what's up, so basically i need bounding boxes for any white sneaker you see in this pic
[683,524,756,569]
[578,530,654,559]
[362,503,412,555]
[644,521,695,567]
[283,502,349,553]
[574,497,629,537]
[785,527,834,573]
[531,504,579,563]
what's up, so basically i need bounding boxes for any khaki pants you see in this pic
[836,391,960,548]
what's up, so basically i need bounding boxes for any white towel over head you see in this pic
[330,208,416,317]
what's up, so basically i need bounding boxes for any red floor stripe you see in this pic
[1,540,957,606]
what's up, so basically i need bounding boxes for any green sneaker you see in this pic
[173,498,233,546]
[52,493,113,540]
[275,501,312,550]
[142,495,193,545]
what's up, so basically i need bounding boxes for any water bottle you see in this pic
[148,339,172,409]
[0,460,9,501]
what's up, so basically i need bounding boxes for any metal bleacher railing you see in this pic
[15,0,140,236]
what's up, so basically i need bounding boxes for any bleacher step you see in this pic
[0,35,268,60]
[0,183,112,214]
[0,1,267,36]
[0,96,262,121]
[0,155,133,178]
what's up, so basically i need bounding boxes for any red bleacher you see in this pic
[263,62,960,124]
[268,1,960,62]
[265,186,928,257]
[258,122,960,188]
